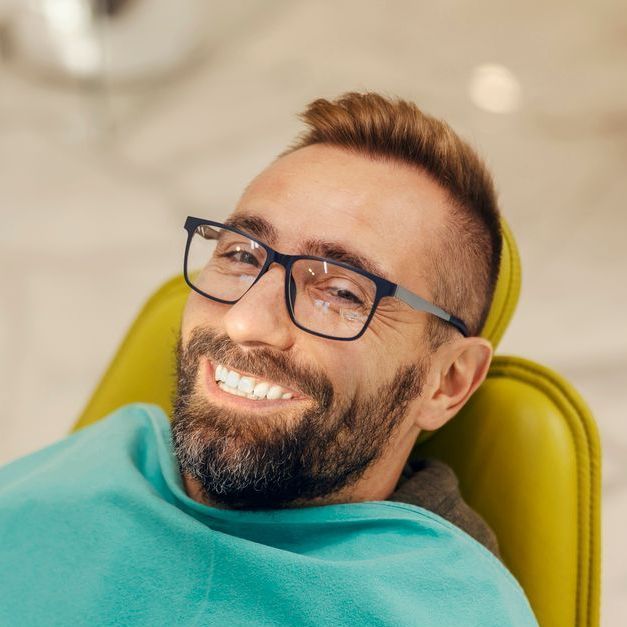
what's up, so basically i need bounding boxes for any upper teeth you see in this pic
[214,364,295,400]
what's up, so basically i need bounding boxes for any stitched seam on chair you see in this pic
[490,221,520,347]
[481,220,519,347]
[500,223,521,340]
[488,356,600,627]
[489,359,588,626]
[513,359,599,627]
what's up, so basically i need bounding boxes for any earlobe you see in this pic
[416,338,493,432]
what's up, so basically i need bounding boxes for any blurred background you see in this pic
[0,0,625,623]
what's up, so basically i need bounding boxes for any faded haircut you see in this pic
[283,92,502,350]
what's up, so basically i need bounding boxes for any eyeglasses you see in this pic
[183,216,469,341]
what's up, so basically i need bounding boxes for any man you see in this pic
[0,93,538,625]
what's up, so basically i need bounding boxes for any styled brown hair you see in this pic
[285,92,502,350]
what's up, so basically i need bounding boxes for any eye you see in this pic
[220,249,261,267]
[329,287,364,305]
[315,282,368,308]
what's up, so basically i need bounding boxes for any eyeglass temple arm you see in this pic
[394,286,469,337]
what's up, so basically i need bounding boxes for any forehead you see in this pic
[234,144,450,290]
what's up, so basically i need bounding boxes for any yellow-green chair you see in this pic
[71,219,601,627]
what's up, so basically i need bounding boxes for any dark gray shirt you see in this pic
[389,457,502,560]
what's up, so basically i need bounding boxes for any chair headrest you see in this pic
[479,217,521,350]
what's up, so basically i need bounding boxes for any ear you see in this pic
[416,337,493,431]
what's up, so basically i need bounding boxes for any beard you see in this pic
[171,327,429,511]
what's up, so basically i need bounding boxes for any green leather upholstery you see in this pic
[71,218,601,627]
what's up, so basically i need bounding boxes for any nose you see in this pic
[222,264,295,350]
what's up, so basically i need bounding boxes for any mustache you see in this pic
[179,327,334,407]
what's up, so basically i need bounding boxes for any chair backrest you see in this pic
[71,218,601,627]
[413,356,601,627]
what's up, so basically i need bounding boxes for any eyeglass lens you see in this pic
[186,224,377,339]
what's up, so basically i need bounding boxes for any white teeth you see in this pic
[237,377,255,394]
[225,370,240,388]
[252,381,270,398]
[218,382,246,397]
[217,365,228,383]
[266,385,283,400]
[214,363,298,401]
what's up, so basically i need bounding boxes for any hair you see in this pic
[284,92,502,351]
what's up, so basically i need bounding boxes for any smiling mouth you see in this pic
[202,359,309,408]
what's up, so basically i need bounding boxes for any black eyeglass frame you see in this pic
[183,216,469,341]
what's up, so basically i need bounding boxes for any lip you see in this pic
[202,358,309,409]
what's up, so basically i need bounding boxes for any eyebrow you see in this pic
[302,239,391,281]
[223,213,391,281]
[223,214,278,245]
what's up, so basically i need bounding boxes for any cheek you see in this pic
[327,342,380,396]
[355,336,424,396]
[181,293,223,343]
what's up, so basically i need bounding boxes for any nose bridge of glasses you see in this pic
[245,249,291,294]
[250,250,298,305]
[231,251,296,321]
[256,249,293,279]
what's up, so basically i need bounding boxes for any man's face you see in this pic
[172,144,452,510]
